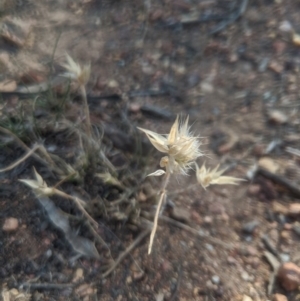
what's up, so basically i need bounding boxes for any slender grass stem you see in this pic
[148,171,171,254]
[80,85,91,138]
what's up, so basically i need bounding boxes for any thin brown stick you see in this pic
[53,189,98,228]
[148,172,170,254]
[53,172,77,189]
[20,282,74,290]
[0,126,47,166]
[0,126,64,175]
[257,167,300,198]
[46,186,109,250]
[102,228,150,278]
[0,144,40,172]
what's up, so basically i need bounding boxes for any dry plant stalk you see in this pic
[0,144,41,172]
[138,116,245,254]
[63,54,91,138]
[19,167,98,228]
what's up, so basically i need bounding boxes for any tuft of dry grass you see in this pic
[138,115,246,254]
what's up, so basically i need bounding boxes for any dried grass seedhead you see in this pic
[63,54,91,86]
[137,116,246,255]
[19,167,54,196]
[138,116,202,175]
[196,163,245,190]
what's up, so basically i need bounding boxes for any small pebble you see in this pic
[250,256,260,268]
[288,203,300,216]
[272,201,288,215]
[170,207,190,224]
[108,79,118,88]
[277,262,300,291]
[227,256,238,265]
[211,275,220,284]
[292,33,300,47]
[206,280,217,290]
[203,216,213,224]
[278,21,293,33]
[273,293,288,301]
[242,220,259,234]
[268,60,284,74]
[258,57,270,72]
[279,254,290,263]
[258,157,279,173]
[200,81,214,94]
[280,230,291,242]
[2,217,19,232]
[239,246,258,257]
[292,222,300,236]
[129,103,141,113]
[244,236,253,242]
[268,110,288,125]
[72,268,84,283]
[45,249,52,258]
[241,271,250,281]
[242,295,253,301]
[247,184,261,195]
[205,243,214,252]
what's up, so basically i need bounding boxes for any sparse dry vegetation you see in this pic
[1,1,300,300]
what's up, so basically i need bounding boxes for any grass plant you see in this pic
[138,116,245,254]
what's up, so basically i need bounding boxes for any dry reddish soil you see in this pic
[1,1,300,301]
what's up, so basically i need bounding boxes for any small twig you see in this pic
[52,188,98,228]
[53,171,77,189]
[264,251,281,296]
[36,145,60,170]
[257,168,300,198]
[261,234,279,257]
[264,251,281,271]
[286,146,300,157]
[0,126,66,176]
[102,228,150,278]
[0,126,47,167]
[140,104,174,121]
[19,282,74,290]
[0,144,40,172]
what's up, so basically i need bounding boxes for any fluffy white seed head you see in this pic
[196,163,245,189]
[138,116,203,175]
[62,54,91,86]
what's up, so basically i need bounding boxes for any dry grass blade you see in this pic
[0,126,48,167]
[0,144,40,172]
[0,126,75,178]
[53,189,98,228]
[148,173,170,254]
[20,169,99,229]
